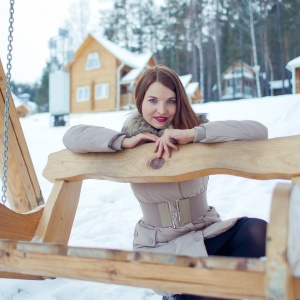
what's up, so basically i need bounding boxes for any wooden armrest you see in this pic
[43,135,300,183]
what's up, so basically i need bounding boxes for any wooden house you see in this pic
[269,79,291,96]
[286,56,300,94]
[12,93,37,118]
[68,34,156,113]
[179,74,202,103]
[221,61,256,100]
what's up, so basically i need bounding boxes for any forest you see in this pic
[100,0,300,101]
[11,0,300,106]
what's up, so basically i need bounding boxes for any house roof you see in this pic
[186,82,199,96]
[269,79,290,90]
[179,74,192,87]
[223,61,254,77]
[92,34,153,69]
[286,56,300,71]
[120,68,144,84]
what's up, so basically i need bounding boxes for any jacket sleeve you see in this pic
[62,125,126,153]
[194,120,268,143]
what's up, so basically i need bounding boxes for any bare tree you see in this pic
[214,0,222,100]
[64,0,92,50]
[248,0,262,97]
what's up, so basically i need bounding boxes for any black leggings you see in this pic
[162,217,267,300]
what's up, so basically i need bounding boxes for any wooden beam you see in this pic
[34,180,82,244]
[43,135,300,183]
[0,271,45,280]
[0,203,43,241]
[0,58,44,212]
[0,240,267,299]
[288,184,300,292]
[266,183,294,299]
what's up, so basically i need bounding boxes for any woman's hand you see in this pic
[122,132,159,149]
[154,128,196,158]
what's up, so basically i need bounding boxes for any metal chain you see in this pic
[1,0,15,205]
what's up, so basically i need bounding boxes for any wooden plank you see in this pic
[0,239,266,271]
[292,176,300,186]
[0,204,43,240]
[34,180,82,244]
[43,135,300,183]
[0,240,266,299]
[0,58,44,212]
[265,183,294,299]
[0,271,45,280]
[288,184,300,273]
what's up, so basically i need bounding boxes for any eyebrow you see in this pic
[147,96,176,100]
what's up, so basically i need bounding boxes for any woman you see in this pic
[63,65,268,300]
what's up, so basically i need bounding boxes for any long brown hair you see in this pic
[134,65,200,129]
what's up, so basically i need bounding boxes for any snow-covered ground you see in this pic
[0,94,300,300]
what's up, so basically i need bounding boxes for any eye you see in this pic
[149,98,157,103]
[167,99,176,104]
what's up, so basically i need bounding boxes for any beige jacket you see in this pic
[63,119,268,258]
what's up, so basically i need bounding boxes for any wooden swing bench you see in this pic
[0,135,300,299]
[0,59,299,300]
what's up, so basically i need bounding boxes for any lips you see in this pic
[154,116,168,123]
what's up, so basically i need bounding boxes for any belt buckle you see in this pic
[169,202,181,228]
[158,199,192,228]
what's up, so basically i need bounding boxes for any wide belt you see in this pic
[139,194,210,228]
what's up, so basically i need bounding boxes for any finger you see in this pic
[164,143,171,158]
[153,139,160,153]
[157,141,164,158]
[166,140,178,150]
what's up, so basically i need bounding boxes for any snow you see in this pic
[186,82,199,96]
[179,74,192,87]
[93,34,153,69]
[1,93,300,299]
[120,68,143,84]
[269,79,290,90]
[286,56,300,70]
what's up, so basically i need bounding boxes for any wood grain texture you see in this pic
[288,184,300,274]
[266,183,294,300]
[0,240,266,299]
[0,59,44,212]
[0,204,43,241]
[33,180,82,244]
[43,135,300,183]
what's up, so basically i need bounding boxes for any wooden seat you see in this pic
[0,136,299,299]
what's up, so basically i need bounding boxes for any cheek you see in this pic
[171,105,177,116]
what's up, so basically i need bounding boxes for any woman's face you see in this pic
[141,82,177,130]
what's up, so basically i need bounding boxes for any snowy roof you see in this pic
[186,82,199,96]
[286,56,300,70]
[12,92,37,113]
[92,34,153,69]
[120,68,143,84]
[12,93,23,108]
[223,71,254,80]
[179,74,192,87]
[269,79,290,89]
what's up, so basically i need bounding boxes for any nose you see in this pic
[157,102,167,114]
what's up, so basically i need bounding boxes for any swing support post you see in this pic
[0,59,44,212]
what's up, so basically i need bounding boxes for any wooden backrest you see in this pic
[43,135,300,183]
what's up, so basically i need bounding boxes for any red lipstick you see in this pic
[154,116,168,122]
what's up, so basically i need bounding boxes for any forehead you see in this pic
[145,82,176,97]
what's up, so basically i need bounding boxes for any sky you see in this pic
[0,93,300,299]
[0,0,113,84]
[0,0,164,85]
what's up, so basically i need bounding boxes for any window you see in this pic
[85,52,100,70]
[95,83,109,100]
[76,86,90,102]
